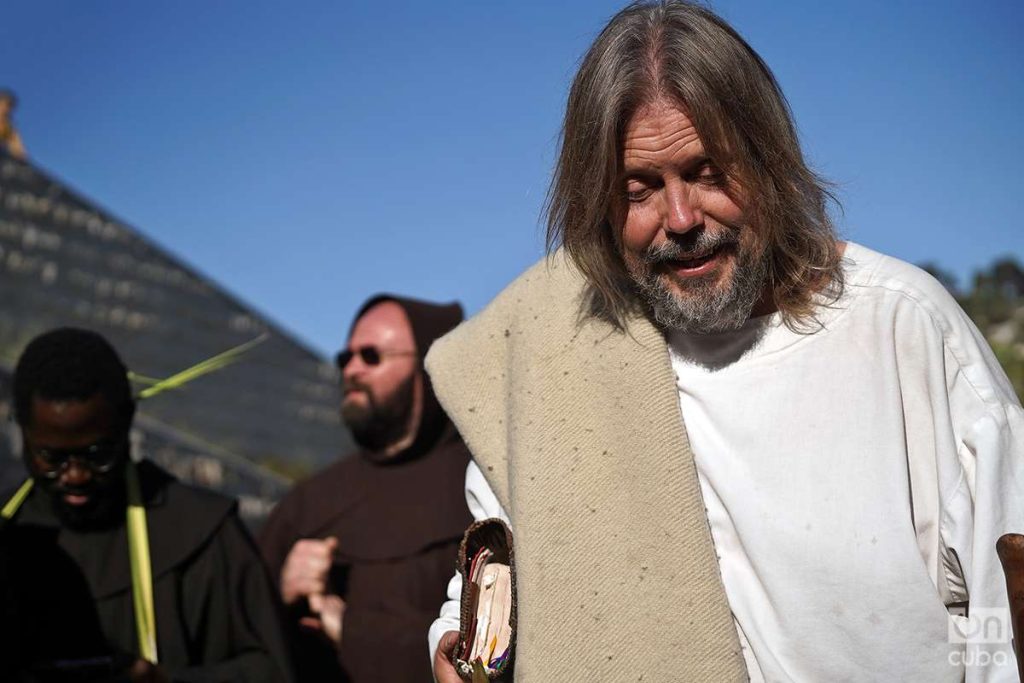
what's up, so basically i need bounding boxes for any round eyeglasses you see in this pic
[27,440,127,479]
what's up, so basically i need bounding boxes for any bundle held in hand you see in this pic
[454,518,516,681]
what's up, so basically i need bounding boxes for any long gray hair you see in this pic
[546,0,843,328]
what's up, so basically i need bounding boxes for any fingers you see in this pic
[128,659,170,683]
[281,536,346,642]
[304,593,345,646]
[438,629,460,655]
[298,576,329,595]
[320,594,346,614]
[317,594,345,645]
[280,537,339,604]
[294,538,337,565]
[434,631,463,683]
[281,572,329,605]
[299,616,324,633]
[308,593,345,616]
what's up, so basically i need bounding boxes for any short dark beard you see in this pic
[341,374,416,453]
[629,229,769,334]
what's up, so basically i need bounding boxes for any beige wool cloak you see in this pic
[426,252,748,682]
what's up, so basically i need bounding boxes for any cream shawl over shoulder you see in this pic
[426,253,746,682]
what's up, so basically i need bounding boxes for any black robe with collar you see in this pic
[0,460,294,682]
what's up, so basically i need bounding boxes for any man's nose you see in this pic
[342,354,365,383]
[60,460,92,487]
[663,180,702,234]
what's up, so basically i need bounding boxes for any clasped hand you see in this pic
[281,536,345,646]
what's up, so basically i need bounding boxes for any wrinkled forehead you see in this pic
[620,95,733,167]
[622,98,705,158]
[348,300,416,351]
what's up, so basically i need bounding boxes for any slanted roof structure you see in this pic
[0,149,350,521]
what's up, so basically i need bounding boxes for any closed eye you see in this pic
[625,177,658,202]
[690,161,727,186]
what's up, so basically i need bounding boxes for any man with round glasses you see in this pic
[22,406,128,525]
[0,327,293,682]
[259,295,473,682]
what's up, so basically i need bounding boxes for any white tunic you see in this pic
[429,243,1023,682]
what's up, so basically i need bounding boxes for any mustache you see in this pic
[343,379,373,395]
[50,479,101,498]
[643,229,739,264]
[56,485,91,495]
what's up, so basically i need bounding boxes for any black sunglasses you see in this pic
[336,346,417,369]
[27,439,127,479]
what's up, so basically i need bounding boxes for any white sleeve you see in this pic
[427,460,510,671]
[951,402,1024,682]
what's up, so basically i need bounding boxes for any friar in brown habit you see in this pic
[259,295,472,682]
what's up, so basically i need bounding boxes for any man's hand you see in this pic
[434,630,463,683]
[280,536,338,605]
[128,659,170,683]
[301,593,346,646]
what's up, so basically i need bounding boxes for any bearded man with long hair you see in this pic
[426,2,1023,681]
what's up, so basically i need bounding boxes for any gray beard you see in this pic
[630,232,769,334]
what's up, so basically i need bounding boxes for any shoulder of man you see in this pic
[264,455,358,523]
[427,249,586,380]
[844,243,987,347]
[256,454,364,565]
[425,251,593,503]
[844,243,1018,407]
[845,243,961,315]
[140,458,234,510]
[138,459,240,556]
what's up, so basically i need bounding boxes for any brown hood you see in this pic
[349,294,463,462]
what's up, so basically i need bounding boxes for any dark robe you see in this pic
[0,460,294,683]
[258,295,473,683]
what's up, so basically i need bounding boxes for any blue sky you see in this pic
[3,1,1022,356]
